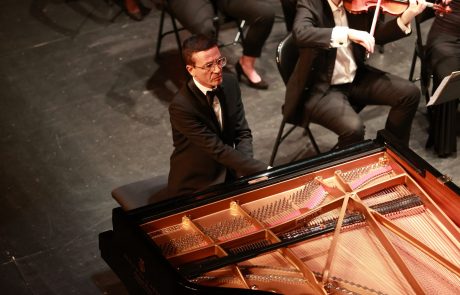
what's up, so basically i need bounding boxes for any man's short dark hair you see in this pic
[182,35,218,66]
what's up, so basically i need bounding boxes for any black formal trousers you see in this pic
[426,31,459,156]
[308,67,420,148]
[168,0,274,57]
[167,72,267,198]
[286,0,420,147]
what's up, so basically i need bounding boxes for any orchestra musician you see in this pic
[284,0,428,148]
[425,0,459,157]
[167,0,275,89]
[166,35,268,197]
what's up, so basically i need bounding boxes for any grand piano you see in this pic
[99,131,460,294]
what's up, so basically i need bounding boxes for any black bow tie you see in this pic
[206,86,222,97]
[206,86,223,105]
[206,90,216,99]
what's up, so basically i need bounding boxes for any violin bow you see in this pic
[369,0,383,37]
[367,0,382,57]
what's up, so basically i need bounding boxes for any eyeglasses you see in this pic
[194,56,227,72]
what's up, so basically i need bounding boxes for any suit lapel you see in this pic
[323,0,335,28]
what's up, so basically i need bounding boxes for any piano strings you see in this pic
[139,154,459,294]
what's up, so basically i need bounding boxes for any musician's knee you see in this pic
[338,117,365,147]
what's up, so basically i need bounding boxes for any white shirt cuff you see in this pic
[331,26,349,47]
[397,17,411,34]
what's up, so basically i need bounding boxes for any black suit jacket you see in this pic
[284,0,409,125]
[167,72,266,197]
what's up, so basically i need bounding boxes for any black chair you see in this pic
[155,0,245,60]
[269,33,321,166]
[408,14,433,103]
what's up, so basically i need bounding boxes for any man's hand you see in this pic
[348,29,375,53]
[400,0,428,26]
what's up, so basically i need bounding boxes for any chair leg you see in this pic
[170,13,182,56]
[269,120,286,166]
[270,120,323,166]
[155,5,184,61]
[420,62,432,103]
[155,8,167,59]
[213,15,220,40]
[234,20,245,45]
[408,48,417,82]
[216,19,245,48]
[330,142,339,151]
[305,127,321,154]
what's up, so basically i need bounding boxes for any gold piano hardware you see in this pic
[437,174,453,184]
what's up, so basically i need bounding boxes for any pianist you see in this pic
[165,35,268,198]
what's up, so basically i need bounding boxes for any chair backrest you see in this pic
[276,33,299,85]
[280,0,297,32]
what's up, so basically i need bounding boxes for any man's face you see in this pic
[187,46,224,89]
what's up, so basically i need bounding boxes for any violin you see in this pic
[343,0,452,16]
[342,0,452,53]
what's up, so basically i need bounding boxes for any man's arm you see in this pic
[169,100,266,177]
[230,80,254,158]
[292,0,335,48]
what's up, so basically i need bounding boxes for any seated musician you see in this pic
[168,0,275,89]
[425,0,459,157]
[166,35,268,198]
[285,0,428,148]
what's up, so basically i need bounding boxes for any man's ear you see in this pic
[186,65,194,76]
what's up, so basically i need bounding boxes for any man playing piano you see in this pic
[166,35,267,198]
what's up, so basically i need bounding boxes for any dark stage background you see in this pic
[0,1,458,294]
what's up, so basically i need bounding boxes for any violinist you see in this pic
[284,0,428,148]
[425,0,459,157]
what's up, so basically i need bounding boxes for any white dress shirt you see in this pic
[193,78,223,130]
[328,0,358,85]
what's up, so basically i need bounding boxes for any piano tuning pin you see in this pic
[378,156,389,166]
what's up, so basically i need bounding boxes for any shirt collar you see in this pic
[193,77,216,96]
[327,0,344,13]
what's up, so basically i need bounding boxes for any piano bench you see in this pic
[111,175,168,211]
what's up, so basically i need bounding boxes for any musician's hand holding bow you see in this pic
[400,0,428,26]
[348,29,376,53]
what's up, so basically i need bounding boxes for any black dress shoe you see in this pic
[235,62,269,90]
